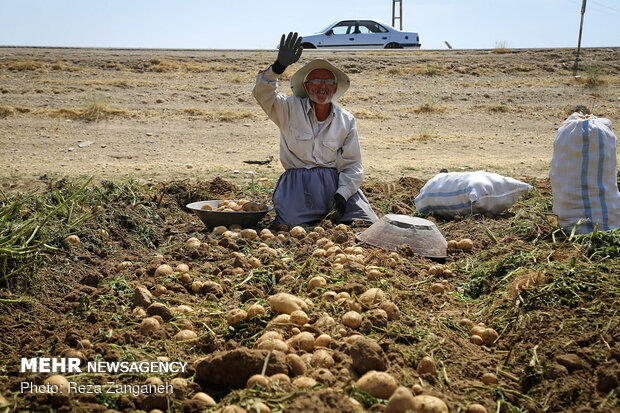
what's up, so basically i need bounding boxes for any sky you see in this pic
[0,0,619,50]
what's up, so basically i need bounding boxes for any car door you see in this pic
[321,20,357,48]
[355,20,390,48]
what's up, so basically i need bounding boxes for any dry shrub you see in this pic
[51,60,79,71]
[182,108,210,118]
[488,104,510,113]
[408,102,445,114]
[185,62,241,72]
[14,106,31,113]
[216,109,255,122]
[493,41,511,54]
[352,109,390,120]
[8,60,45,71]
[149,58,180,72]
[0,106,15,117]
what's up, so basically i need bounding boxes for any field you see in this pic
[0,47,619,413]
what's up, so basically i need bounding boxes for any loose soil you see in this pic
[0,47,619,413]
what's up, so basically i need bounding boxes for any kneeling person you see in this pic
[252,32,378,227]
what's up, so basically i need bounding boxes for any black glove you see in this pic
[325,193,347,222]
[272,32,303,74]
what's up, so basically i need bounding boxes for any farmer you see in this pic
[252,32,378,227]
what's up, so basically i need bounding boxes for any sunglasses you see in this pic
[304,78,337,86]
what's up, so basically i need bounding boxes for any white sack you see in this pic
[549,113,620,234]
[414,171,531,218]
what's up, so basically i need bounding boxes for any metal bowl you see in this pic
[186,200,273,229]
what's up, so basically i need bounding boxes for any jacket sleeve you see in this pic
[335,117,364,201]
[252,66,290,129]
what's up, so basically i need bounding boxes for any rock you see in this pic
[133,286,153,308]
[546,363,569,379]
[556,354,583,372]
[194,348,287,389]
[77,141,94,148]
[350,337,388,374]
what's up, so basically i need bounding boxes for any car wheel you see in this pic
[301,42,317,49]
[384,42,403,49]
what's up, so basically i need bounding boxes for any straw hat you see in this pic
[290,59,350,102]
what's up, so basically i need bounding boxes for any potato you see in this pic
[247,303,266,318]
[154,264,173,277]
[248,257,262,268]
[336,291,351,301]
[289,332,315,352]
[256,331,283,344]
[428,264,444,276]
[481,328,499,346]
[307,276,327,292]
[311,349,335,368]
[411,395,449,413]
[481,372,498,385]
[186,237,202,248]
[326,246,341,256]
[386,258,398,268]
[342,311,362,329]
[44,375,69,393]
[221,230,238,239]
[290,310,309,326]
[366,268,383,280]
[116,261,132,272]
[430,283,445,294]
[314,334,332,348]
[153,285,167,297]
[139,317,161,335]
[176,263,190,273]
[459,318,474,327]
[470,325,486,337]
[175,318,194,331]
[411,383,423,395]
[212,225,228,235]
[192,392,216,406]
[335,223,348,232]
[227,308,248,326]
[240,229,258,240]
[201,204,213,210]
[447,240,458,250]
[380,301,400,320]
[229,224,242,232]
[191,281,203,293]
[260,228,275,240]
[359,288,384,306]
[171,377,188,395]
[145,376,164,386]
[277,233,287,242]
[385,386,416,413]
[292,376,317,388]
[65,235,81,246]
[321,291,337,301]
[174,330,197,341]
[467,403,488,413]
[286,353,307,376]
[269,314,291,325]
[270,373,291,385]
[417,356,437,375]
[457,238,474,250]
[290,226,307,238]
[174,304,193,314]
[312,248,326,257]
[268,293,308,314]
[179,273,192,285]
[470,335,484,345]
[356,371,398,399]
[247,374,270,389]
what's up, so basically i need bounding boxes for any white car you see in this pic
[299,19,421,49]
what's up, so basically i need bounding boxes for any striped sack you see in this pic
[414,171,531,218]
[549,113,620,234]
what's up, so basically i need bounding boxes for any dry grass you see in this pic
[50,60,81,72]
[180,108,256,122]
[351,108,390,120]
[7,60,45,71]
[493,41,512,54]
[407,101,446,114]
[0,106,15,117]
[487,104,510,113]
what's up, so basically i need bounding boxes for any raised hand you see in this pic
[277,32,303,67]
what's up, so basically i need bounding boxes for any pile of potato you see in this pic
[201,199,268,212]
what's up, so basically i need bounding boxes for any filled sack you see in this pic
[414,171,531,218]
[549,113,620,234]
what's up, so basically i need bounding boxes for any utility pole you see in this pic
[392,0,403,30]
[573,0,587,75]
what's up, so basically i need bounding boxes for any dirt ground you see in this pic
[0,47,619,413]
[1,47,618,191]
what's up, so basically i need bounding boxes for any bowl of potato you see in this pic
[186,199,273,228]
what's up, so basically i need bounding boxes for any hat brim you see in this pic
[290,59,350,102]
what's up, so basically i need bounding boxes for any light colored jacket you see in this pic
[252,66,364,201]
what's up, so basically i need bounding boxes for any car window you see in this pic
[357,24,372,34]
[359,21,378,34]
[331,21,355,35]
[374,23,389,33]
